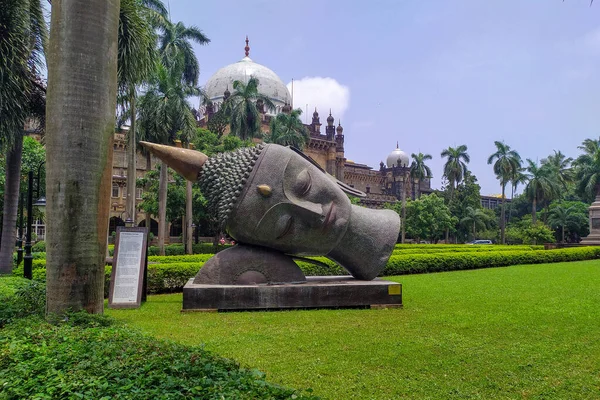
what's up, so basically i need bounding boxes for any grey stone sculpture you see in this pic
[140,142,400,283]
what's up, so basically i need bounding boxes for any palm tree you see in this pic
[226,77,275,141]
[409,152,433,199]
[158,19,210,86]
[265,108,309,149]
[507,167,528,225]
[45,0,120,315]
[137,62,198,255]
[524,159,559,224]
[441,145,469,242]
[541,150,573,190]
[441,145,470,200]
[547,203,586,243]
[118,0,165,226]
[460,206,491,241]
[0,0,47,274]
[487,141,521,244]
[573,138,600,203]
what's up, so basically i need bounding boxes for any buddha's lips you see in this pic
[322,202,336,232]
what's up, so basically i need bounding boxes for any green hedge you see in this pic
[15,247,600,296]
[108,242,229,256]
[383,247,600,275]
[391,245,538,255]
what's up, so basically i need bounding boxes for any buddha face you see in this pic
[226,144,352,255]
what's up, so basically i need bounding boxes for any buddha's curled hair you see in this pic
[198,144,265,227]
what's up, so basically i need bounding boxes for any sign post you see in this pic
[108,226,148,308]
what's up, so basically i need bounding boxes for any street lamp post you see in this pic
[16,192,24,265]
[23,161,45,280]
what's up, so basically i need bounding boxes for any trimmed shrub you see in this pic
[31,241,46,252]
[148,254,214,264]
[383,247,600,275]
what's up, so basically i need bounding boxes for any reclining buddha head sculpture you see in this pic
[141,142,400,281]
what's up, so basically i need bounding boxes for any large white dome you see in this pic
[204,55,291,115]
[386,146,410,168]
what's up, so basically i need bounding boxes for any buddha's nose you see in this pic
[295,201,324,225]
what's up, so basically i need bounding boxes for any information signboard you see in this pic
[108,226,148,308]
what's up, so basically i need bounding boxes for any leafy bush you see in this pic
[0,277,45,327]
[0,316,316,399]
[31,240,46,252]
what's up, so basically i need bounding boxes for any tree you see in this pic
[206,108,229,137]
[524,159,558,224]
[137,62,199,255]
[547,202,588,243]
[0,0,47,274]
[265,108,309,149]
[487,141,521,244]
[573,138,600,204]
[402,193,457,243]
[441,145,470,197]
[460,206,492,241]
[158,19,209,86]
[507,168,528,225]
[118,0,165,225]
[45,0,120,315]
[409,152,432,199]
[226,77,275,141]
[440,144,469,242]
[541,150,573,191]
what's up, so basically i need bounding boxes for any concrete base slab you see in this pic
[182,276,402,311]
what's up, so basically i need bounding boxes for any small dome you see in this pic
[313,108,319,118]
[327,110,334,125]
[386,145,409,168]
[336,121,343,135]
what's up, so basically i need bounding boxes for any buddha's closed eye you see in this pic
[276,215,294,239]
[295,169,312,197]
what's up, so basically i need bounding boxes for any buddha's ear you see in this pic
[289,146,366,198]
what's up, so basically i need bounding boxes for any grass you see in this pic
[106,260,600,399]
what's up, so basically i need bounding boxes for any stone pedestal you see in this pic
[581,193,600,245]
[182,276,402,311]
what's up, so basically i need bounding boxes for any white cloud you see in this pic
[286,77,350,124]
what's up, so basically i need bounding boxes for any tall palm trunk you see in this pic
[158,161,167,255]
[500,184,506,244]
[0,136,23,273]
[561,225,565,243]
[126,87,136,223]
[186,180,192,254]
[45,0,120,315]
[445,181,454,243]
[532,196,537,224]
[145,152,151,233]
[473,221,476,240]
[507,184,515,226]
[400,173,408,243]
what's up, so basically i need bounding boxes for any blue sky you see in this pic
[169,0,600,196]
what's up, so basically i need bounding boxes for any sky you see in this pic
[168,0,600,196]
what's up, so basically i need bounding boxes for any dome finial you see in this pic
[396,141,399,149]
[245,36,250,57]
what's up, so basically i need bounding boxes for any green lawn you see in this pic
[107,260,600,399]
